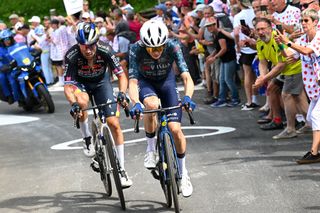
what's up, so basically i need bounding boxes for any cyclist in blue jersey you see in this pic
[64,23,132,188]
[128,20,196,197]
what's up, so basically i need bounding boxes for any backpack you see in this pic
[117,30,137,44]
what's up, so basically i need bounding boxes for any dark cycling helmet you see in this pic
[76,22,99,45]
[140,20,169,47]
[0,29,15,46]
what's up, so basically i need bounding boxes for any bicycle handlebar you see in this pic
[133,104,195,133]
[73,100,130,129]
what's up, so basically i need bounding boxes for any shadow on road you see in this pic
[0,191,169,212]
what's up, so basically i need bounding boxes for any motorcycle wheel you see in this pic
[36,84,55,113]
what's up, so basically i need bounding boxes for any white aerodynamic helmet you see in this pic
[140,20,169,47]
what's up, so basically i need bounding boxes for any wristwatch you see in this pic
[287,42,292,47]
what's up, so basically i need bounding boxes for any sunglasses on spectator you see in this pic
[165,3,173,6]
[299,1,314,9]
[300,18,310,23]
[146,45,164,53]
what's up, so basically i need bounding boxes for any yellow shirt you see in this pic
[256,31,301,76]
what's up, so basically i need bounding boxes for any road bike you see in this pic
[133,102,195,213]
[75,96,129,210]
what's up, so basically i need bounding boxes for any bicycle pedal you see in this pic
[90,162,100,173]
[151,169,160,180]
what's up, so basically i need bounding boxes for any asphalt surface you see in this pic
[0,85,320,213]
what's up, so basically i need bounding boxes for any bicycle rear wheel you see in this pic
[157,136,172,207]
[103,126,126,210]
[164,133,180,213]
[92,121,112,197]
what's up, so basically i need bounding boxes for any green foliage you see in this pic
[0,0,158,24]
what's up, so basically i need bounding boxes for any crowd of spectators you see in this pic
[1,0,320,163]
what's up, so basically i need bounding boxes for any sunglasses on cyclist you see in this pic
[146,45,165,53]
[299,1,314,9]
[80,43,96,50]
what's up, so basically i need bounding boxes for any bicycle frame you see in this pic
[157,110,182,181]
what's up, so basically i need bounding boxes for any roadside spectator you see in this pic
[9,14,19,29]
[82,0,95,21]
[95,17,107,41]
[126,11,142,41]
[27,16,42,46]
[13,23,29,43]
[276,9,320,163]
[34,26,54,85]
[206,17,239,108]
[119,0,134,13]
[253,18,308,140]
[81,12,91,23]
[152,3,167,22]
[48,19,64,87]
[233,0,258,111]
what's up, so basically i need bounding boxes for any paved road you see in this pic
[0,86,320,213]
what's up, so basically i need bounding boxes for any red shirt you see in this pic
[128,20,142,41]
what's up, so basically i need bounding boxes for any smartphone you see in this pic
[276,24,283,34]
[240,19,246,26]
[260,5,267,15]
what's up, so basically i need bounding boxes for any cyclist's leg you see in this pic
[90,74,128,170]
[159,73,193,196]
[157,74,186,172]
[139,78,159,168]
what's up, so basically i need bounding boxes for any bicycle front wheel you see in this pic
[91,121,112,197]
[164,133,180,213]
[103,126,126,210]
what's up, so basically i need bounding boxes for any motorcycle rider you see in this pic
[0,37,14,104]
[0,29,21,104]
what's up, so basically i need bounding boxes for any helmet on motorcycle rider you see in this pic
[0,29,15,47]
[140,20,169,47]
[76,22,99,45]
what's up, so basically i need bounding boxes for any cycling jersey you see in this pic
[129,39,189,123]
[128,39,188,81]
[64,41,124,84]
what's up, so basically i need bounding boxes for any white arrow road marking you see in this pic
[51,126,236,150]
[0,115,39,126]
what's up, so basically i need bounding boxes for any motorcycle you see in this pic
[5,42,55,113]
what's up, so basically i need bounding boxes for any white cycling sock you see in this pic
[116,144,125,170]
[178,156,187,176]
[146,137,156,152]
[79,118,91,138]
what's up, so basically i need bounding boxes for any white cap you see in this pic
[94,17,104,23]
[14,22,23,31]
[82,12,90,19]
[195,4,206,12]
[28,16,41,23]
[9,14,19,19]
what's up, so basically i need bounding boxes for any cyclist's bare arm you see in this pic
[64,84,78,105]
[128,78,140,105]
[180,72,194,98]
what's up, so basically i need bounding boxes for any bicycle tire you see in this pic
[164,133,180,213]
[103,126,126,210]
[91,121,112,197]
[157,135,172,207]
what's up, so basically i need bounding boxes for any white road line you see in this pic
[0,115,39,126]
[49,84,205,93]
[51,126,236,150]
